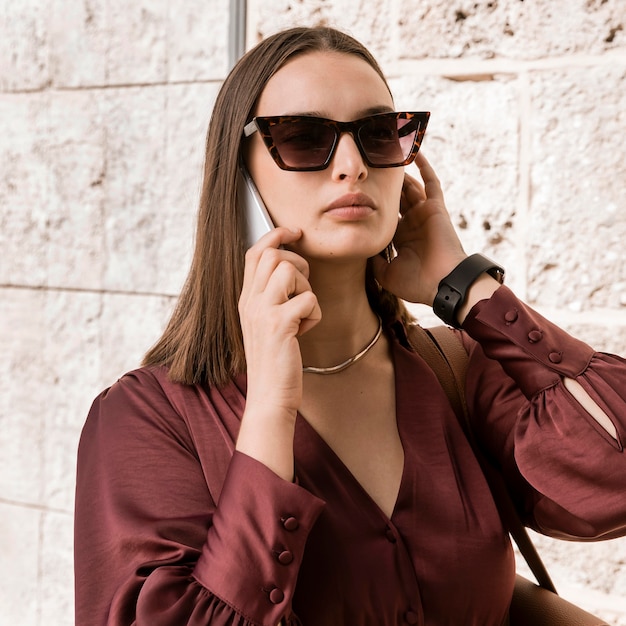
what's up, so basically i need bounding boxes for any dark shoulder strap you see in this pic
[406,323,557,594]
[405,324,467,422]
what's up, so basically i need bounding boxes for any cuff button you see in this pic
[278,550,294,565]
[269,587,285,604]
[549,351,563,364]
[504,310,519,323]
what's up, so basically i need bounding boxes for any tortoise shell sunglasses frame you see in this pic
[243,111,430,171]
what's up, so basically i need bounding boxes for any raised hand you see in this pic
[372,152,467,306]
[236,227,322,479]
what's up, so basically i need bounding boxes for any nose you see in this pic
[329,132,368,181]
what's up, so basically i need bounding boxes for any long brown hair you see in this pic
[143,26,414,386]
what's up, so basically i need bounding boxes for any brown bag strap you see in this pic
[406,324,558,594]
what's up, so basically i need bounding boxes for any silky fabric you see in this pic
[75,286,626,625]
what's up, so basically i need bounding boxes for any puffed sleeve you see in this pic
[461,286,626,541]
[74,368,325,626]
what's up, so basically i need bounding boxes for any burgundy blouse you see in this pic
[74,286,626,625]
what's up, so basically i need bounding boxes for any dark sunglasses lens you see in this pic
[269,120,336,169]
[359,115,418,166]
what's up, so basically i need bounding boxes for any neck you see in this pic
[297,259,380,369]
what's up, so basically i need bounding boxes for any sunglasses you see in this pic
[243,111,430,171]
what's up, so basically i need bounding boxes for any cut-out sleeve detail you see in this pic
[461,286,626,540]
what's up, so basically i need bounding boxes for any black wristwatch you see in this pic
[433,254,505,328]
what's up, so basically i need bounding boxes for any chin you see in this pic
[292,223,393,260]
[302,241,387,263]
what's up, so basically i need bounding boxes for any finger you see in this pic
[401,173,426,215]
[263,260,313,305]
[242,235,308,296]
[281,291,322,336]
[243,227,303,279]
[414,152,444,200]
[249,226,303,255]
[248,249,310,299]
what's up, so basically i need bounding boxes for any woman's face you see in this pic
[245,51,404,262]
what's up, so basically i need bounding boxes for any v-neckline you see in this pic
[294,337,414,524]
[296,410,407,522]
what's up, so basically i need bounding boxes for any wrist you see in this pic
[456,273,502,325]
[236,407,297,481]
[433,253,505,328]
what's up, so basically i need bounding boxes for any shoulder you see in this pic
[95,365,183,415]
[86,366,247,444]
[82,367,189,447]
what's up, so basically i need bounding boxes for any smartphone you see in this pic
[238,164,275,248]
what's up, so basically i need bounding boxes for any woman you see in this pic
[74,26,626,626]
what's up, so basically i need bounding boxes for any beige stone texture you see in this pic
[1,0,625,624]
[390,73,524,287]
[40,510,75,620]
[528,65,626,312]
[0,503,41,623]
[396,0,625,60]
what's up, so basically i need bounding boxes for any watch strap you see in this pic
[433,253,505,328]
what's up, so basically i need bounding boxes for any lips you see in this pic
[325,192,377,212]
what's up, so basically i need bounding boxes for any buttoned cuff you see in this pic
[462,285,595,398]
[194,451,325,626]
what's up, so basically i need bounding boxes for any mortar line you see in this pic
[392,49,626,75]
[0,497,72,515]
[0,283,178,299]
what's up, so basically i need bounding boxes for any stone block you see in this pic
[48,0,107,87]
[0,90,107,290]
[99,85,170,292]
[40,290,102,511]
[45,90,108,289]
[0,93,51,287]
[29,287,178,512]
[391,73,524,290]
[0,83,215,294]
[0,502,41,625]
[0,289,45,504]
[94,0,169,86]
[161,83,220,295]
[40,510,74,626]
[167,0,229,81]
[99,82,218,295]
[48,0,228,88]
[0,0,50,91]
[97,291,176,386]
[396,0,625,60]
[37,289,174,511]
[42,423,82,512]
[250,0,396,64]
[527,65,626,310]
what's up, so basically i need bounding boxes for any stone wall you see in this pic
[1,0,624,623]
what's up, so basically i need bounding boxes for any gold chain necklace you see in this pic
[302,316,383,375]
